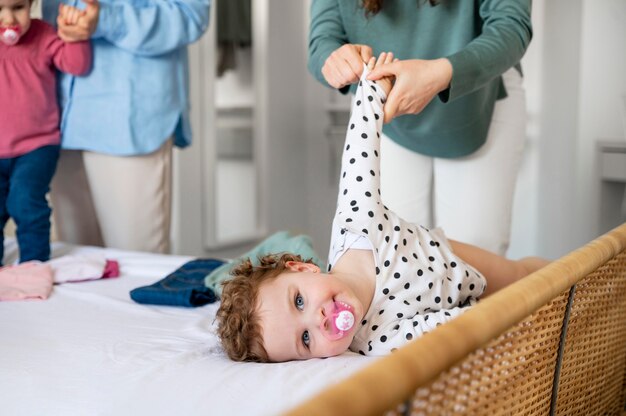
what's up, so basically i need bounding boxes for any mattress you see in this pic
[0,240,371,415]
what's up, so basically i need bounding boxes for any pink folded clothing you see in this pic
[47,254,119,283]
[102,260,120,279]
[0,261,53,301]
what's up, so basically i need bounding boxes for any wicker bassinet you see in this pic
[286,222,626,416]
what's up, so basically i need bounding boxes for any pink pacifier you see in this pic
[0,26,21,46]
[320,300,355,341]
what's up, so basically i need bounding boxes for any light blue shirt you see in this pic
[43,0,210,155]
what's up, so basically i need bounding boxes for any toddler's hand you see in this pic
[57,0,100,42]
[366,52,396,99]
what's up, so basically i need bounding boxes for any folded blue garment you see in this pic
[130,258,225,307]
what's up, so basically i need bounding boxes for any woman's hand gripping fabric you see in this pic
[367,57,452,123]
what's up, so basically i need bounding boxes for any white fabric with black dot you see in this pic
[327,66,487,357]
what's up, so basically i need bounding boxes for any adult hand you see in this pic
[57,0,100,42]
[322,44,373,89]
[367,58,453,123]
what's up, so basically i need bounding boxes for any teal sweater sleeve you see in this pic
[307,0,345,90]
[444,0,532,102]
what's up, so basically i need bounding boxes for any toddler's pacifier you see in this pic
[0,26,21,46]
[320,301,355,341]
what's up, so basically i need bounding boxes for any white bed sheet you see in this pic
[0,241,372,416]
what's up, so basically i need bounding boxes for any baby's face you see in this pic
[0,0,31,45]
[257,263,364,362]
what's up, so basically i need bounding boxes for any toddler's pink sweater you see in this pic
[0,19,91,158]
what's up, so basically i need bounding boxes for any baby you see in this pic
[0,0,98,263]
[216,53,548,362]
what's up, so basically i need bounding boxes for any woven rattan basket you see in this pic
[286,223,626,416]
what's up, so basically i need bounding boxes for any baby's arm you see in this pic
[47,1,99,75]
[49,37,92,76]
[57,0,99,43]
[335,53,394,235]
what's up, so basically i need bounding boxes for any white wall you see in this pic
[575,0,626,244]
[507,2,544,259]
[261,0,309,233]
[512,0,626,259]
[302,2,342,259]
[173,0,310,258]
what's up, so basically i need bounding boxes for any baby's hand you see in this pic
[366,52,396,97]
[57,0,100,42]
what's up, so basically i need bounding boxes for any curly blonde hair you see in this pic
[216,253,316,362]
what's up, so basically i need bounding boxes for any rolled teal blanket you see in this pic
[204,231,325,296]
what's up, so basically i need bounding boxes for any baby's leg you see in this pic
[517,256,551,275]
[449,239,550,297]
[9,146,60,262]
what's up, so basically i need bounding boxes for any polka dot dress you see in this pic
[327,66,487,357]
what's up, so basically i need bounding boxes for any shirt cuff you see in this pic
[92,3,122,40]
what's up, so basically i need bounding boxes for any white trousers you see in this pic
[50,139,173,254]
[380,68,526,255]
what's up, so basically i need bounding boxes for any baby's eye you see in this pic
[302,330,310,348]
[295,293,304,310]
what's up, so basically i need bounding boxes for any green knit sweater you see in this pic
[308,0,532,158]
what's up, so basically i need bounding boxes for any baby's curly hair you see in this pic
[216,253,316,362]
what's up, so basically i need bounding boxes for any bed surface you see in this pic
[0,240,371,416]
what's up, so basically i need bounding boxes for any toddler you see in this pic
[217,53,548,362]
[0,0,98,264]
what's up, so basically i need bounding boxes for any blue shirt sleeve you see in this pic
[91,0,210,56]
